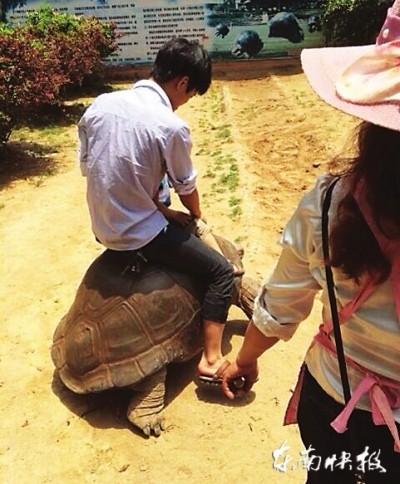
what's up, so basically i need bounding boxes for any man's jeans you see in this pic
[140,224,233,323]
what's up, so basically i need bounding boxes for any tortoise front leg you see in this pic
[126,367,167,437]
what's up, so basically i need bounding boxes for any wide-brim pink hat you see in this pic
[301,0,400,132]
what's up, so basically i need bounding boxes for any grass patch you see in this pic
[219,164,239,191]
[229,195,241,207]
[216,124,231,139]
[229,205,242,220]
[195,147,210,156]
[39,125,66,137]
[196,87,242,222]
[203,169,217,179]
[211,181,226,194]
[208,87,226,116]
[234,235,245,244]
[228,196,242,220]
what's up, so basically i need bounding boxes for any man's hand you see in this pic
[153,194,193,227]
[164,208,192,227]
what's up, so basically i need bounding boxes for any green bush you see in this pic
[0,6,119,147]
[24,6,119,91]
[0,27,66,144]
[322,0,392,46]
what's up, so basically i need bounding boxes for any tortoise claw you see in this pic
[126,368,167,437]
[129,412,166,437]
[152,419,166,437]
[139,415,166,437]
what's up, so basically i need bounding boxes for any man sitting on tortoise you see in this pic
[78,37,237,386]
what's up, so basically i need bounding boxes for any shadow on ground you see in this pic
[0,141,59,189]
[0,103,88,189]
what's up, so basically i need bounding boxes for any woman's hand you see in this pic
[221,359,259,400]
[220,322,279,400]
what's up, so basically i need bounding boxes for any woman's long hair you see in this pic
[330,121,400,283]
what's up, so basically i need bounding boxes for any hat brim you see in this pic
[301,45,400,132]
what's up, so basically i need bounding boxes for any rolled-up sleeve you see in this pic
[253,176,332,341]
[164,126,197,195]
[78,118,88,176]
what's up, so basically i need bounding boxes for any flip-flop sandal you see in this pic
[198,375,246,392]
[197,375,223,386]
[197,359,231,386]
[197,361,245,391]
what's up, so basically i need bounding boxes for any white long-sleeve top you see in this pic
[78,80,197,250]
[253,174,400,421]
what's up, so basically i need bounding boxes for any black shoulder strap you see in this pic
[321,177,351,403]
[322,177,364,483]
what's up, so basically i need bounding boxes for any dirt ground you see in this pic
[0,64,358,483]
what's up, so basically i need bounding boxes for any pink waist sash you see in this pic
[284,326,400,453]
[315,328,400,452]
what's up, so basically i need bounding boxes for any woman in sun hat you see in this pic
[220,2,400,482]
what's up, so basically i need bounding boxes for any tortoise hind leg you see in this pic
[126,367,167,437]
[238,276,259,319]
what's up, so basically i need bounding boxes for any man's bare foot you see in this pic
[231,263,245,277]
[226,259,244,277]
[197,356,230,379]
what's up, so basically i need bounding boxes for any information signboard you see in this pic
[9,0,324,64]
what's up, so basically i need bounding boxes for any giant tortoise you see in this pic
[268,12,304,44]
[51,236,258,436]
[215,23,230,39]
[232,30,264,58]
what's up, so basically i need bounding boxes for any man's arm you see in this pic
[153,195,192,227]
[178,189,201,219]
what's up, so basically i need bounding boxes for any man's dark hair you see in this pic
[150,37,212,95]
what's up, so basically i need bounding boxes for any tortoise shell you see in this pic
[51,237,247,394]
